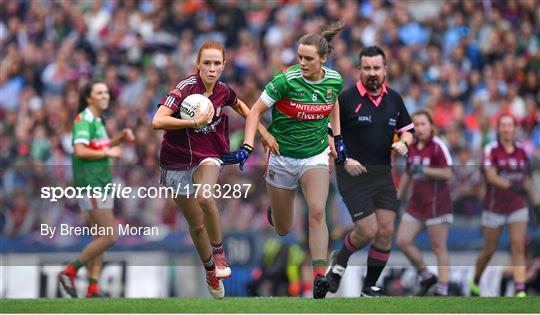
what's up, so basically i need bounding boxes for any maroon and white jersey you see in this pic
[406,135,453,220]
[483,141,529,214]
[158,74,238,170]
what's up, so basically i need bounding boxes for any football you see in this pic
[180,94,212,123]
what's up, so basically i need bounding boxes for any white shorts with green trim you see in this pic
[265,147,330,190]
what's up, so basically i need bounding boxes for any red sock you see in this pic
[313,266,325,278]
[302,281,313,292]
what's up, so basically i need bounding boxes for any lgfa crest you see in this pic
[326,88,333,99]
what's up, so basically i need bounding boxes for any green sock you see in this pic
[88,277,98,285]
[312,259,327,277]
[312,259,326,268]
[72,259,84,270]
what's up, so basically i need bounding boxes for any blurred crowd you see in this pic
[1,0,539,243]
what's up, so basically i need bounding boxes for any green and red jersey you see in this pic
[260,64,343,158]
[71,107,111,188]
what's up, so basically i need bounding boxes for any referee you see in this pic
[326,46,414,297]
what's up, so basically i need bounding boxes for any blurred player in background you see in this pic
[469,114,540,297]
[152,41,276,299]
[222,20,346,299]
[247,237,306,297]
[58,81,134,298]
[326,46,413,297]
[396,110,454,296]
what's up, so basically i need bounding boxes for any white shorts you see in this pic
[402,212,454,226]
[160,158,222,197]
[265,148,330,190]
[77,194,114,212]
[481,207,529,228]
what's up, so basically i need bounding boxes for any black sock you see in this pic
[336,232,359,266]
[364,245,390,288]
[202,255,215,272]
[211,241,224,255]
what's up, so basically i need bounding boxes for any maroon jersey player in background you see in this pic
[152,41,276,299]
[396,110,453,296]
[469,114,540,297]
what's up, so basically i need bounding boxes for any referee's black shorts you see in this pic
[336,167,398,222]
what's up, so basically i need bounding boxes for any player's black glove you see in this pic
[509,183,527,196]
[220,143,253,171]
[334,135,348,165]
[407,164,424,175]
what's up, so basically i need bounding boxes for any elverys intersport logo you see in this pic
[274,99,333,121]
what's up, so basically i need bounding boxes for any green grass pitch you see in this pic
[0,297,538,313]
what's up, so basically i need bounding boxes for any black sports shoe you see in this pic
[326,250,346,293]
[416,275,438,296]
[361,286,383,297]
[58,271,77,298]
[313,274,329,299]
[434,292,448,297]
[86,291,109,298]
[267,206,274,226]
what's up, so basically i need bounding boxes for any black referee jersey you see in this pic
[338,81,414,175]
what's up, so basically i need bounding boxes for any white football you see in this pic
[180,94,212,122]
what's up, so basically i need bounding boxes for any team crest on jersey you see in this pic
[326,88,333,99]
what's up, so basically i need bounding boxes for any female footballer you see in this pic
[396,110,453,296]
[221,20,347,299]
[58,81,134,298]
[152,41,276,299]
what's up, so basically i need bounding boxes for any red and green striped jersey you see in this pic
[260,64,343,158]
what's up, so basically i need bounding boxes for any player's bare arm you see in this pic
[484,166,514,189]
[243,98,269,149]
[152,104,213,130]
[73,143,121,159]
[328,99,341,158]
[232,99,279,155]
[397,171,411,200]
[329,99,341,138]
[422,166,453,181]
[109,128,134,147]
[523,175,539,205]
